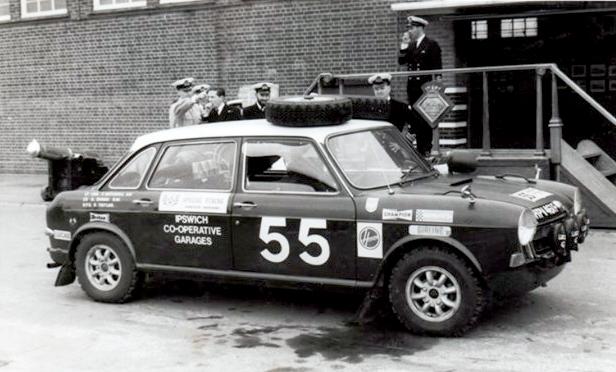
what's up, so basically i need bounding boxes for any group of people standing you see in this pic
[169,15,441,156]
[169,80,272,128]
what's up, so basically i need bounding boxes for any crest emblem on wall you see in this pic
[412,81,453,128]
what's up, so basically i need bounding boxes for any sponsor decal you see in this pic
[365,197,379,213]
[532,200,564,220]
[53,230,71,241]
[357,222,383,259]
[511,187,552,202]
[163,214,221,247]
[415,209,454,223]
[409,225,451,237]
[89,212,110,223]
[81,191,132,209]
[382,208,413,221]
[68,217,77,226]
[159,192,229,214]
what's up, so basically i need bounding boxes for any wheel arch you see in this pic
[68,222,137,263]
[373,236,483,288]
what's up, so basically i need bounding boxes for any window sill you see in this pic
[93,2,147,12]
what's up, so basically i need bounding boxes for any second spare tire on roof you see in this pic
[265,95,353,127]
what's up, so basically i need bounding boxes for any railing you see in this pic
[304,64,616,180]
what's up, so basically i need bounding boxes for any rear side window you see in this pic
[148,141,236,191]
[243,139,338,193]
[108,147,156,189]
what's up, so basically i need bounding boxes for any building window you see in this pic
[471,20,488,39]
[501,17,538,38]
[93,0,146,11]
[0,0,10,21]
[160,0,200,3]
[20,0,67,18]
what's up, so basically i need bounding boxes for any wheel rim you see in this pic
[405,266,461,323]
[84,244,122,291]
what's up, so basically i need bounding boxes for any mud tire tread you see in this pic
[388,246,486,337]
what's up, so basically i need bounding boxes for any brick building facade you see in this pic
[0,0,455,173]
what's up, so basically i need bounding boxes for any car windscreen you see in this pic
[327,127,431,189]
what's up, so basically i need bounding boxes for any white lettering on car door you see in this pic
[298,218,330,266]
[259,217,330,266]
[259,217,290,263]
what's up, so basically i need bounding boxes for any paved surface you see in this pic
[1,174,616,372]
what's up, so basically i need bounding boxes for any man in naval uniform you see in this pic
[368,73,428,154]
[169,78,209,128]
[397,15,442,155]
[243,83,273,120]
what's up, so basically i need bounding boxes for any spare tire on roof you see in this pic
[265,95,353,127]
[347,96,391,121]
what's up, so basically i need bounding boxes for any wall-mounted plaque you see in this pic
[590,79,605,92]
[590,64,606,77]
[571,65,586,77]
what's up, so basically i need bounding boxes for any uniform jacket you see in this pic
[398,36,442,86]
[243,102,266,120]
[169,97,204,128]
[204,104,242,123]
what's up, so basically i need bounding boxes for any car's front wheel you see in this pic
[75,232,142,303]
[388,247,486,336]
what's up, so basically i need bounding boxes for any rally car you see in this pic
[45,96,589,336]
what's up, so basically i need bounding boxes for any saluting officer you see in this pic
[398,15,442,155]
[169,78,209,128]
[243,83,273,120]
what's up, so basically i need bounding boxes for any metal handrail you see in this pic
[550,64,616,127]
[304,63,616,129]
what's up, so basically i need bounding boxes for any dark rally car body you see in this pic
[44,117,589,336]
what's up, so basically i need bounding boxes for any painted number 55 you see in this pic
[259,217,330,266]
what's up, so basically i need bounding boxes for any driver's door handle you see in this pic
[233,201,258,209]
[132,198,154,206]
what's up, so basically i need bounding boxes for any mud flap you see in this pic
[54,265,76,287]
[350,287,386,325]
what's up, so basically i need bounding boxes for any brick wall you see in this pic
[0,0,456,173]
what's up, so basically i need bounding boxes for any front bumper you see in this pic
[509,209,590,268]
[489,262,565,298]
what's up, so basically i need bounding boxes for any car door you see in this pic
[113,139,238,269]
[231,137,356,280]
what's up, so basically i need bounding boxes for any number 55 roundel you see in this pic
[259,217,330,266]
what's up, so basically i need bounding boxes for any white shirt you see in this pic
[416,34,426,48]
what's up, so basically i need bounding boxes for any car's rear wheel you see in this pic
[388,247,486,336]
[75,232,142,303]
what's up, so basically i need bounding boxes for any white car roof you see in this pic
[129,119,391,152]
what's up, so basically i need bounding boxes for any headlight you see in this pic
[518,209,538,245]
[573,188,582,215]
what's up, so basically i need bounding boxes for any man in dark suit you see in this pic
[243,83,272,120]
[398,15,442,155]
[203,88,242,123]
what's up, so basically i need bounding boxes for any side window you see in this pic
[149,142,236,190]
[243,139,338,193]
[108,147,156,189]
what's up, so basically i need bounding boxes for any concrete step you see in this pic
[563,140,616,228]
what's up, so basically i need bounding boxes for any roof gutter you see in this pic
[391,0,550,13]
